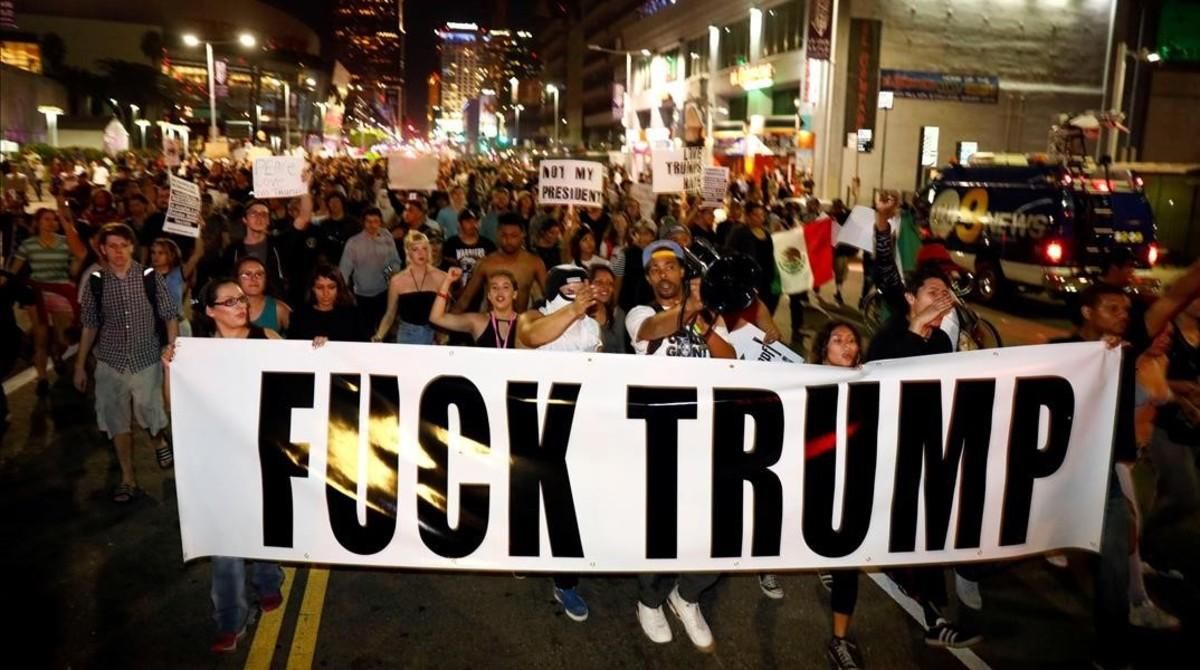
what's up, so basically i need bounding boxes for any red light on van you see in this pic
[1045,241,1064,264]
[1090,179,1110,192]
[1148,243,1159,266]
[1133,176,1144,189]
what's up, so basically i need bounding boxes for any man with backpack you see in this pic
[75,223,179,503]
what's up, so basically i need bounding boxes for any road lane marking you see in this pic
[243,566,297,670]
[2,344,78,396]
[286,567,330,670]
[868,573,993,670]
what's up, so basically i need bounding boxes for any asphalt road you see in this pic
[2,264,1195,670]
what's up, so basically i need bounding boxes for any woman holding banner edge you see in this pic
[164,277,284,653]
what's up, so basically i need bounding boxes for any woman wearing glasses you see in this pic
[163,278,281,652]
[236,256,291,334]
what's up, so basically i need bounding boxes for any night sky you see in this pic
[402,0,537,133]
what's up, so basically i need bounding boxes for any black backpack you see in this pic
[88,268,168,346]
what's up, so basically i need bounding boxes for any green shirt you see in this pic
[16,234,72,283]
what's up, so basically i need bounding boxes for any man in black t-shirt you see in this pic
[442,208,495,303]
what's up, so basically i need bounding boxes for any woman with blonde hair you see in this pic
[374,231,447,344]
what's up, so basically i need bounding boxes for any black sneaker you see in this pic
[827,636,863,669]
[924,618,981,648]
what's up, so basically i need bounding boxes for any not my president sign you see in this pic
[538,160,606,207]
[171,339,1121,572]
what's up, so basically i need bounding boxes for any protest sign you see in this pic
[728,324,803,363]
[172,339,1120,572]
[537,160,605,207]
[629,183,656,221]
[252,156,307,199]
[163,175,202,238]
[682,146,705,193]
[836,206,899,253]
[388,154,439,191]
[701,166,729,208]
[651,149,686,193]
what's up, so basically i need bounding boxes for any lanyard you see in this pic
[491,313,514,349]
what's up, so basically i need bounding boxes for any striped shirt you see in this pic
[79,261,177,373]
[16,235,71,283]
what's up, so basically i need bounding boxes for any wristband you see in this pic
[436,292,451,300]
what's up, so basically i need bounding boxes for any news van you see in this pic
[922,154,1159,303]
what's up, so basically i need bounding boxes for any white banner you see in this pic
[252,156,307,199]
[388,154,439,191]
[538,160,605,207]
[172,340,1120,572]
[651,149,686,193]
[163,175,201,238]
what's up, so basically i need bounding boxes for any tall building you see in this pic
[483,28,539,106]
[535,0,645,147]
[332,0,405,127]
[434,22,483,139]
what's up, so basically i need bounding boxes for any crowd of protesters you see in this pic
[2,149,1198,670]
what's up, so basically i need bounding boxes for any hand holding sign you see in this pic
[253,156,308,199]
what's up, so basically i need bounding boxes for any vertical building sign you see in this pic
[807,0,832,61]
[843,19,881,146]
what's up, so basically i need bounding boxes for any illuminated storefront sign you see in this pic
[730,63,774,91]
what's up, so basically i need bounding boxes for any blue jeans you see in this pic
[396,321,434,345]
[211,557,283,633]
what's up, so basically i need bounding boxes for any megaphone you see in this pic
[682,238,761,315]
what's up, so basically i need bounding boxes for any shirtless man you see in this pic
[456,213,547,313]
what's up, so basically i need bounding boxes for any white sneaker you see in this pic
[1045,552,1069,569]
[1129,600,1181,631]
[667,586,715,652]
[759,574,784,600]
[636,602,672,644]
[955,574,982,611]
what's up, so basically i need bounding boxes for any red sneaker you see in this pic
[260,592,283,613]
[210,628,245,654]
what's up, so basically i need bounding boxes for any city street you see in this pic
[4,272,1195,670]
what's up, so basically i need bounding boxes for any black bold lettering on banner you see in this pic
[417,376,491,558]
[802,383,881,558]
[890,380,996,552]
[711,389,784,558]
[507,381,584,558]
[1000,376,1075,546]
[258,371,315,548]
[628,386,698,559]
[325,374,401,555]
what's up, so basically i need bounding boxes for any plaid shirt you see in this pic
[80,261,177,373]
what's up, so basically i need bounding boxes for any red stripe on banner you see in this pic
[805,421,859,459]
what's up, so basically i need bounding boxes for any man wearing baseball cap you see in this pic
[623,238,733,653]
[441,207,496,312]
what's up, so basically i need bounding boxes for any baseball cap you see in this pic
[458,207,481,222]
[642,239,685,266]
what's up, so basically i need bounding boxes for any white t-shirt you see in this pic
[625,304,729,357]
[537,296,601,352]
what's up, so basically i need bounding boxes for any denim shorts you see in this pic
[94,360,168,439]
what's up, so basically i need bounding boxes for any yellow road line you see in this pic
[244,566,297,670]
[285,567,330,670]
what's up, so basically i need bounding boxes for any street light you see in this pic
[135,119,151,149]
[587,44,651,144]
[545,84,560,146]
[181,31,257,141]
[514,104,524,144]
[37,105,64,147]
[510,76,519,105]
